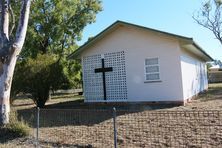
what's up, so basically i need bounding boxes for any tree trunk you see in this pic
[0,0,31,125]
[0,49,18,124]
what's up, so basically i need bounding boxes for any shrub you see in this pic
[11,54,82,107]
[12,54,64,107]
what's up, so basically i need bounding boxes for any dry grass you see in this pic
[175,83,222,110]
[0,83,222,147]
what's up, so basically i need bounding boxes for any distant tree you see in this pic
[193,0,222,44]
[214,59,222,66]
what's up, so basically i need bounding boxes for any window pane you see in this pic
[146,74,160,80]
[145,58,158,65]
[146,66,159,73]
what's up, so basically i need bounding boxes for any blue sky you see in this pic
[78,0,222,61]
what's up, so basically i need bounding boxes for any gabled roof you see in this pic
[68,20,213,61]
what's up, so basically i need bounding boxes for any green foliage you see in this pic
[10,0,101,105]
[22,0,102,57]
[12,0,102,96]
[59,58,82,89]
[12,54,73,107]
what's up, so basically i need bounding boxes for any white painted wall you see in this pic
[81,25,185,102]
[180,48,208,100]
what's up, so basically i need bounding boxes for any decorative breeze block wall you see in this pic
[82,51,127,101]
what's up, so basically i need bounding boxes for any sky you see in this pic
[78,0,222,61]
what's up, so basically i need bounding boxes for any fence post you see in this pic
[113,107,117,148]
[36,107,40,147]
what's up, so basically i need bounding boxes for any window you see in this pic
[145,58,160,81]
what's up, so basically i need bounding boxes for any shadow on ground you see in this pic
[0,127,24,143]
[16,99,179,128]
[38,139,94,148]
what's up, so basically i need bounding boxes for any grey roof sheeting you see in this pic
[68,20,213,61]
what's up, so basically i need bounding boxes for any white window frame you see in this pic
[144,57,161,82]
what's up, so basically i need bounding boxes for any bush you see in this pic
[11,54,68,107]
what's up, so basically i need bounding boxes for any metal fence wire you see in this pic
[17,108,222,148]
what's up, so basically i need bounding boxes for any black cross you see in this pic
[95,58,113,100]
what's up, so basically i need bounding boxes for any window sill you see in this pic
[144,80,162,83]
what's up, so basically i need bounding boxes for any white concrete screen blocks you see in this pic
[82,51,127,102]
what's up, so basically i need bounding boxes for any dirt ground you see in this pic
[0,83,222,148]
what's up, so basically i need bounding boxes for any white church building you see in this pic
[69,21,213,105]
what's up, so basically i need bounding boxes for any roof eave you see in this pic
[192,41,214,61]
[180,39,214,62]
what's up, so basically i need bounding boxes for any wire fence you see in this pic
[17,108,222,148]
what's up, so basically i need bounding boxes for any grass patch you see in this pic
[6,119,30,137]
[0,112,31,143]
[196,83,222,102]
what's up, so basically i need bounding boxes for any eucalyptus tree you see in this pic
[0,0,31,125]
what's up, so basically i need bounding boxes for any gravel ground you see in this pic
[2,110,221,148]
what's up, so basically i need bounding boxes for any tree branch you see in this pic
[193,0,222,44]
[60,33,67,56]
[1,0,10,40]
[0,0,11,63]
[14,0,31,50]
[8,4,15,37]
